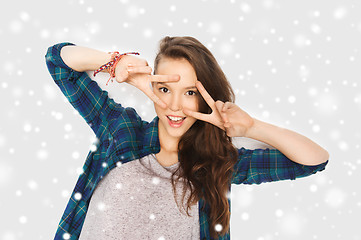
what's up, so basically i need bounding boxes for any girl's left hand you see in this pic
[182,81,255,137]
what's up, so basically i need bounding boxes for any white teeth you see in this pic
[168,116,183,121]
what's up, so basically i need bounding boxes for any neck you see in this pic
[159,133,179,154]
[158,120,179,154]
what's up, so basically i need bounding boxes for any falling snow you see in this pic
[1,0,359,239]
[215,223,223,232]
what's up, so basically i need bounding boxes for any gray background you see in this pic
[0,0,359,239]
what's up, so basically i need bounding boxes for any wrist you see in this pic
[99,53,113,72]
[93,51,140,85]
[244,118,260,139]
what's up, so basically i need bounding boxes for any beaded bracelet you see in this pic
[93,51,140,85]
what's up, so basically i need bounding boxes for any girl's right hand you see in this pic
[114,55,180,109]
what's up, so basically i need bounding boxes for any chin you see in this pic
[162,116,195,137]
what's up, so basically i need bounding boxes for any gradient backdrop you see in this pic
[0,0,359,239]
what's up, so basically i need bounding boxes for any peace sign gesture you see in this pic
[114,54,180,109]
[182,81,255,137]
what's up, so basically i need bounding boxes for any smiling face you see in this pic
[153,57,199,142]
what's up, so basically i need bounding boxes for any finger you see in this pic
[127,66,152,74]
[215,100,229,123]
[143,88,167,109]
[221,102,232,123]
[183,108,210,122]
[150,74,180,83]
[222,113,229,124]
[222,101,233,112]
[195,81,216,110]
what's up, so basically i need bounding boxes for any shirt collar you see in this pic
[142,116,161,153]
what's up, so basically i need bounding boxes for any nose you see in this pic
[168,94,182,112]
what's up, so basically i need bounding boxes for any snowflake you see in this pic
[215,223,223,232]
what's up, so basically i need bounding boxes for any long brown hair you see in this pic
[153,36,238,239]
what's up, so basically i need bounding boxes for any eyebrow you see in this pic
[157,82,197,90]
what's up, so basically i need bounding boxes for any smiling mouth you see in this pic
[167,116,186,123]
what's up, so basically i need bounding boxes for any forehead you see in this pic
[156,58,198,86]
[157,58,196,76]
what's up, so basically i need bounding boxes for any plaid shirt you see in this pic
[45,42,329,240]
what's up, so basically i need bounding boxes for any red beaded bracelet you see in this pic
[93,51,140,85]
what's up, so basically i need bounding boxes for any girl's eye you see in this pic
[187,91,197,96]
[158,87,197,96]
[159,87,169,93]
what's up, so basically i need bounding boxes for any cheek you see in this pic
[193,98,200,111]
[185,99,199,116]
[191,101,199,111]
[153,103,162,116]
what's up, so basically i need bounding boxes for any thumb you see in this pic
[216,100,229,124]
[183,108,194,117]
[215,100,224,109]
[183,108,190,115]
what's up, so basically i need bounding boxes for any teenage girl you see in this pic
[45,36,329,240]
